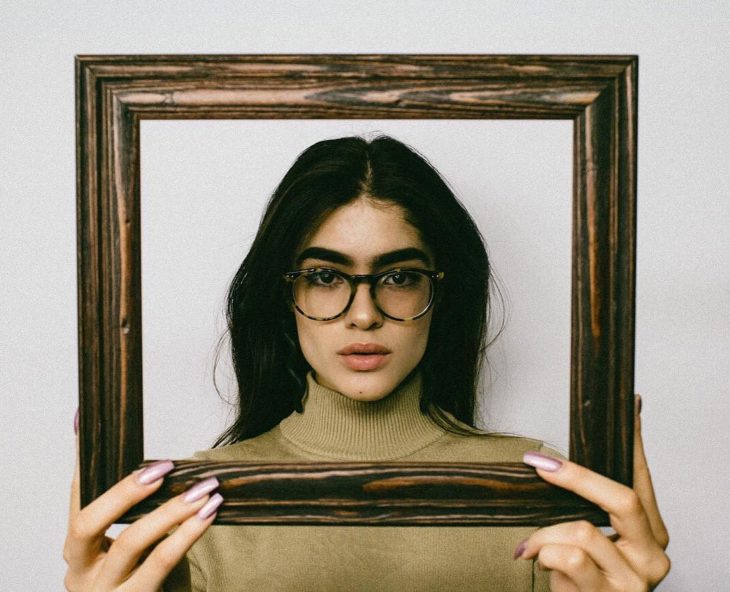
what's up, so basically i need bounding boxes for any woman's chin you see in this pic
[314,371,397,403]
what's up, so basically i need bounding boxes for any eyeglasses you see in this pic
[283,267,445,321]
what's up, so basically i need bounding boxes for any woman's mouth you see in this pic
[337,343,391,371]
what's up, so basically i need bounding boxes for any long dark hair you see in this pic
[213,134,499,446]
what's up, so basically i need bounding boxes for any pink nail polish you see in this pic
[198,493,224,519]
[523,451,563,472]
[183,477,220,503]
[74,408,79,435]
[137,460,175,485]
[513,539,528,560]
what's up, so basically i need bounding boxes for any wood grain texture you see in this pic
[76,54,637,525]
[122,461,606,526]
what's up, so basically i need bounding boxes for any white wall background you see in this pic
[141,119,573,459]
[1,1,727,590]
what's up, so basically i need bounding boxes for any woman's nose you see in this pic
[345,283,383,329]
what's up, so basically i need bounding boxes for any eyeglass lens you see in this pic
[292,270,433,320]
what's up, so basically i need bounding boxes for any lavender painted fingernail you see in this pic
[523,451,563,472]
[74,408,79,435]
[137,459,175,485]
[513,539,528,560]
[183,477,220,503]
[198,493,224,520]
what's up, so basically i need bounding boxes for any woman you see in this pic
[64,135,670,591]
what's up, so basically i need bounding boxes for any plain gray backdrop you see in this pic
[141,119,573,459]
[1,1,728,589]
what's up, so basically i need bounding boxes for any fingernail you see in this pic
[183,477,220,503]
[523,451,563,472]
[198,492,224,519]
[635,394,642,415]
[513,539,528,560]
[137,459,175,485]
[74,408,79,435]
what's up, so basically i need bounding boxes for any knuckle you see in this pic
[67,516,91,543]
[537,543,588,573]
[147,547,178,573]
[63,570,79,592]
[648,551,672,583]
[633,548,671,586]
[562,547,587,571]
[571,520,596,545]
[111,529,138,556]
[616,489,642,515]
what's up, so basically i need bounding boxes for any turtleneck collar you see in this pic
[278,371,446,461]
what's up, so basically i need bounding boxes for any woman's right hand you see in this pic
[64,418,222,591]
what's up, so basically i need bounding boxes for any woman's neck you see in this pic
[278,371,445,460]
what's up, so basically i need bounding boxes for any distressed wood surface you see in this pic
[121,461,606,526]
[76,54,637,525]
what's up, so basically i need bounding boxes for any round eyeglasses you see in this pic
[283,268,445,322]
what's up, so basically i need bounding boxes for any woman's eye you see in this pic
[307,271,342,286]
[383,271,417,287]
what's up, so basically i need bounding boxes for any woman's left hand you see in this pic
[515,395,670,591]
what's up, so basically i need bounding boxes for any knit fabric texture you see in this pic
[164,372,554,591]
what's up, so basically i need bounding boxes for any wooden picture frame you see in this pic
[76,54,637,526]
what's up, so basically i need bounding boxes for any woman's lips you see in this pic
[340,353,390,371]
[337,343,391,371]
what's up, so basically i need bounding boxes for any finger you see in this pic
[69,424,81,530]
[69,408,82,530]
[125,493,223,591]
[96,479,220,588]
[518,521,636,583]
[64,459,174,570]
[522,450,655,548]
[536,544,607,591]
[65,410,83,572]
[632,394,669,548]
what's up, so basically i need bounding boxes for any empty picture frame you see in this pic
[76,54,637,526]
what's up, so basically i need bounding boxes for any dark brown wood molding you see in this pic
[122,461,606,526]
[76,54,637,525]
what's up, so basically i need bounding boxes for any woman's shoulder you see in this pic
[404,430,564,463]
[413,412,566,463]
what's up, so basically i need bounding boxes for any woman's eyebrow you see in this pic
[295,247,352,266]
[296,246,431,267]
[373,248,432,268]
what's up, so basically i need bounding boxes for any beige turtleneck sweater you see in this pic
[164,372,554,591]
